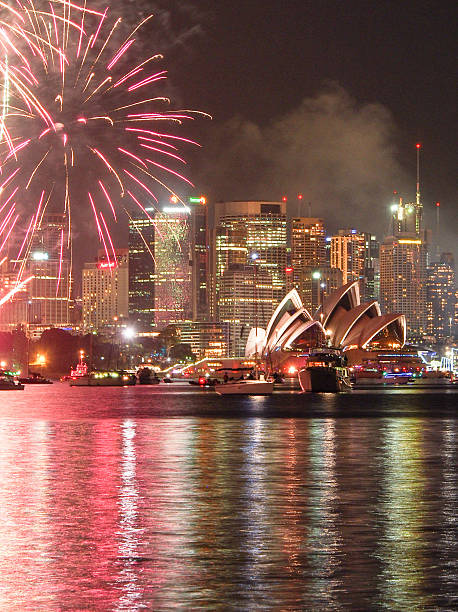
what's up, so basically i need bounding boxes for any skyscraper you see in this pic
[152,204,192,329]
[212,201,287,318]
[426,253,455,341]
[330,230,366,285]
[27,213,71,329]
[218,263,275,357]
[128,209,155,333]
[290,217,326,310]
[82,249,128,332]
[380,235,428,339]
[189,197,209,321]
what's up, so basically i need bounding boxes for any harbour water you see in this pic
[1,383,457,610]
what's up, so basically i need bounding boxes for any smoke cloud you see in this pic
[196,84,410,235]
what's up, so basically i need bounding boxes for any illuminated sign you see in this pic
[98,262,117,269]
[398,239,422,245]
[189,196,207,204]
[32,252,49,260]
[162,206,191,214]
[285,267,293,273]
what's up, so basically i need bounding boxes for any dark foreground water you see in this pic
[1,384,457,610]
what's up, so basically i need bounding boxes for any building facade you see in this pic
[426,253,455,341]
[82,250,129,332]
[27,213,71,329]
[152,205,192,329]
[211,201,287,318]
[176,320,229,360]
[128,208,155,333]
[290,217,327,311]
[218,263,275,357]
[380,235,428,339]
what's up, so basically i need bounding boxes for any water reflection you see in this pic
[0,390,456,609]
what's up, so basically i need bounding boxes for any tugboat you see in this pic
[298,349,351,392]
[0,370,24,391]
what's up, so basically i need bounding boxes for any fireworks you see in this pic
[0,0,205,288]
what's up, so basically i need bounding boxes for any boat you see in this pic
[69,370,136,386]
[0,370,24,391]
[298,350,351,392]
[19,372,52,384]
[214,378,274,395]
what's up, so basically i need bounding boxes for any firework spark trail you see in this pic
[0,274,33,307]
[0,0,206,296]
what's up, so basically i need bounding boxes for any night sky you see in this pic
[81,0,457,264]
[170,0,456,249]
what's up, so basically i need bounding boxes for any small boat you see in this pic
[19,372,52,385]
[299,350,351,392]
[69,370,136,386]
[0,370,24,391]
[214,379,274,395]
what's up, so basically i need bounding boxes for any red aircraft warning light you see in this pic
[436,201,440,207]
[298,194,303,200]
[416,143,421,149]
[282,195,288,202]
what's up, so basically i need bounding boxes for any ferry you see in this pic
[69,370,136,386]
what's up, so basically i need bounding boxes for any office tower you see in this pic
[218,263,275,357]
[364,234,380,301]
[290,217,326,309]
[128,208,155,333]
[82,250,128,332]
[152,204,192,329]
[176,320,230,360]
[27,213,71,329]
[330,229,367,286]
[426,253,455,341]
[380,235,427,339]
[212,201,287,318]
[189,196,209,320]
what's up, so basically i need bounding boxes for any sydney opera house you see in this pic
[246,281,408,374]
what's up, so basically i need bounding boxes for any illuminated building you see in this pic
[330,230,380,301]
[211,201,287,319]
[152,205,192,329]
[218,263,275,357]
[175,320,229,360]
[426,253,455,341]
[128,208,155,332]
[290,217,327,310]
[27,213,71,329]
[380,235,427,339]
[0,260,28,331]
[82,250,128,332]
[330,230,365,285]
[189,196,209,321]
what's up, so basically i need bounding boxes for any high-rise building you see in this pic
[380,234,428,339]
[189,197,209,321]
[218,263,275,357]
[82,250,128,332]
[212,201,287,318]
[290,217,326,309]
[152,205,192,329]
[128,208,155,333]
[330,229,367,286]
[426,253,455,341]
[364,234,380,301]
[27,213,71,329]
